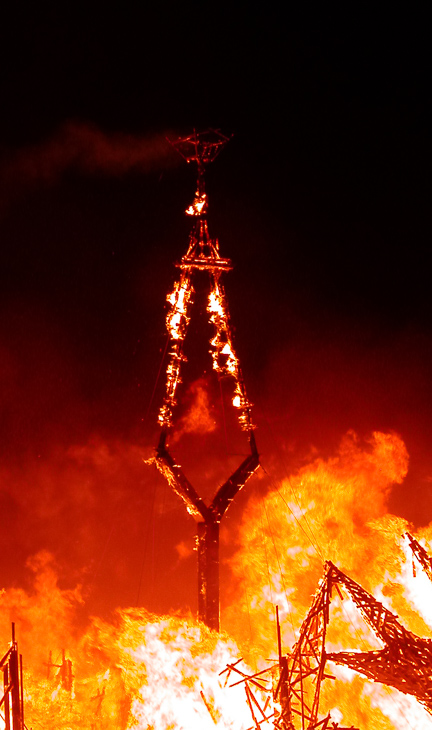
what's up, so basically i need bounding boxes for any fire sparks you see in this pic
[208,280,238,376]
[166,275,193,341]
[207,278,253,430]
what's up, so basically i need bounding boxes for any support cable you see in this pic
[259,480,297,638]
[255,400,326,560]
[145,332,170,421]
[260,462,324,562]
[135,477,158,606]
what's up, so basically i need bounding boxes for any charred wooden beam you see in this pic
[156,437,210,521]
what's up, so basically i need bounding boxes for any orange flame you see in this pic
[2,431,432,728]
[159,271,254,433]
[223,430,432,728]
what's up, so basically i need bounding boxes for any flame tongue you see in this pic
[17,605,254,729]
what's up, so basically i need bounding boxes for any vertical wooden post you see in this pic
[8,624,22,730]
[3,664,11,730]
[61,650,73,692]
[156,445,258,632]
[197,519,220,631]
[9,649,21,730]
[19,655,24,730]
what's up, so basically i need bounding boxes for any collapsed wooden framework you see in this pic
[283,558,432,726]
[221,602,358,730]
[223,536,432,729]
[45,649,74,692]
[325,561,432,713]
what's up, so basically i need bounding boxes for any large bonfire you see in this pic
[2,429,432,729]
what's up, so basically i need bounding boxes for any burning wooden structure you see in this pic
[406,531,432,583]
[223,540,432,729]
[1,625,24,730]
[45,649,74,692]
[148,131,432,725]
[281,560,432,726]
[152,129,259,631]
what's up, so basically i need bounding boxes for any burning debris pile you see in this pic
[1,578,251,730]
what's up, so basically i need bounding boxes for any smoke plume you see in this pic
[0,121,178,212]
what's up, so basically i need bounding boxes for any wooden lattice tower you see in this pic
[152,130,259,631]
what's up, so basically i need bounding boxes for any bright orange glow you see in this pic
[171,379,217,442]
[166,277,193,340]
[158,272,194,428]
[207,278,253,431]
[186,192,207,216]
[224,430,432,728]
[3,432,432,728]
[158,271,254,433]
[208,281,238,376]
[1,558,255,729]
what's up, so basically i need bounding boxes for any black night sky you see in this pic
[0,7,430,621]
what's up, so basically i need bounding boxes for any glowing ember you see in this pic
[158,258,254,434]
[186,191,208,216]
[159,272,194,429]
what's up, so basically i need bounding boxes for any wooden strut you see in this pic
[405,531,432,583]
[278,567,334,730]
[219,583,361,730]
